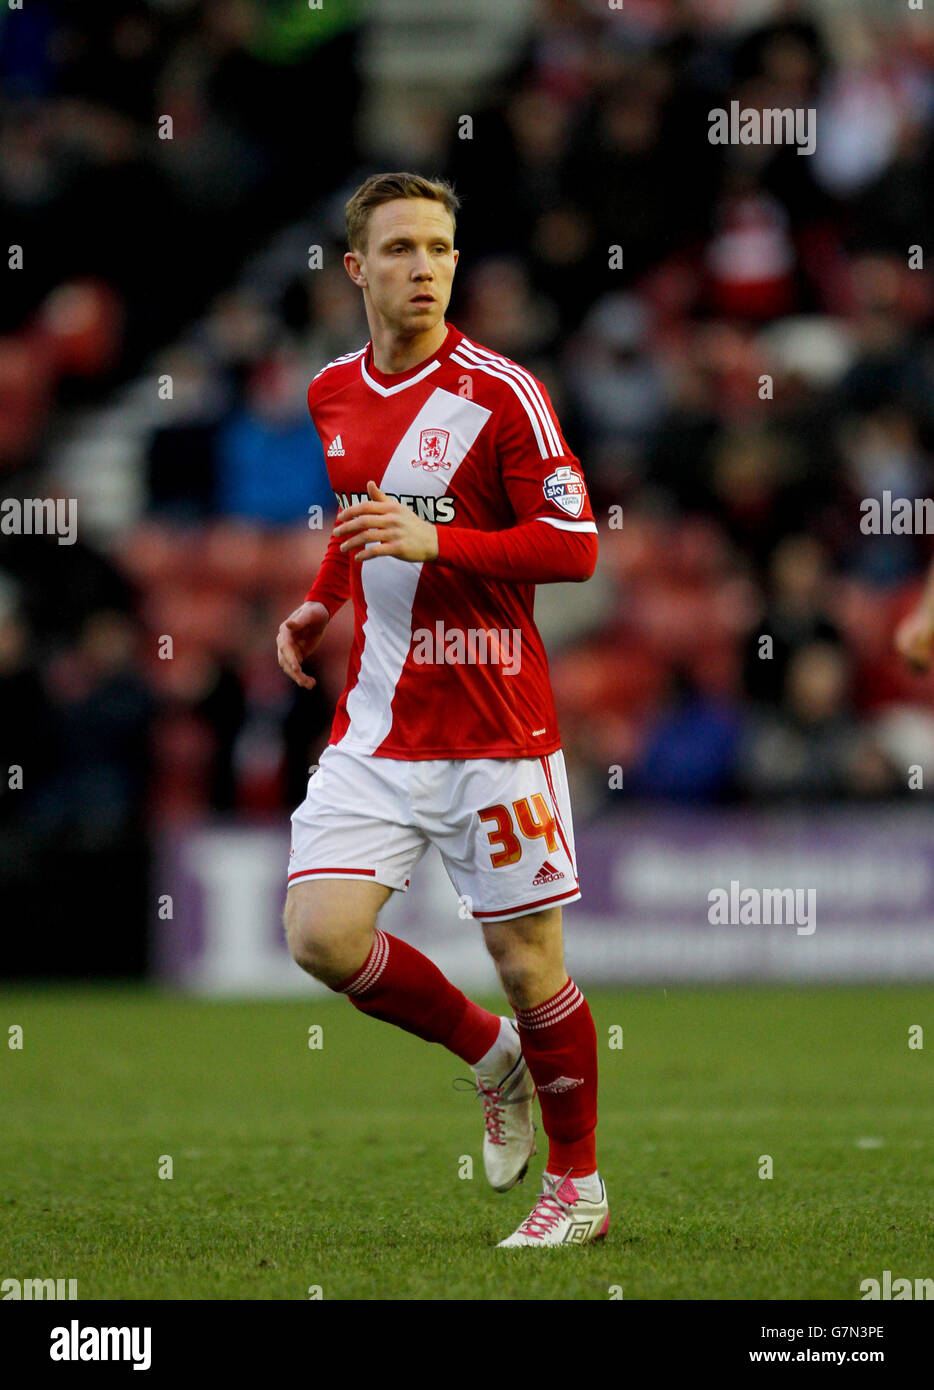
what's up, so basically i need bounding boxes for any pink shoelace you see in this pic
[476,1080,507,1145]
[518,1172,576,1239]
[453,1076,523,1147]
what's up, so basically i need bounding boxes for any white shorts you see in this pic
[287,744,581,922]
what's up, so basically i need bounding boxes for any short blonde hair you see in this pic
[345,171,460,254]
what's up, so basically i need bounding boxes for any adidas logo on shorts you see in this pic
[532,860,564,886]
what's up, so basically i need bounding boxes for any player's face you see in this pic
[350,199,458,335]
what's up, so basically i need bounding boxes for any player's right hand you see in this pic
[277,600,330,690]
[895,609,934,672]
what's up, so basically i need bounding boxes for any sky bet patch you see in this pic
[543,464,586,519]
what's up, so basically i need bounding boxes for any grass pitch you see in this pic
[0,984,931,1300]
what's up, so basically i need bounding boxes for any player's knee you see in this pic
[496,960,566,1012]
[283,894,372,986]
[284,913,323,978]
[484,932,542,976]
[488,946,536,998]
[283,907,336,980]
[485,937,567,1010]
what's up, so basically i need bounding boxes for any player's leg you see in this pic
[481,908,607,1246]
[482,905,599,1182]
[480,904,568,1009]
[284,876,503,1064]
[430,751,588,1203]
[285,876,389,985]
[287,746,505,1062]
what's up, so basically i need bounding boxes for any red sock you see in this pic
[515,979,598,1177]
[334,929,501,1065]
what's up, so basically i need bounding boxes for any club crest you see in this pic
[412,427,451,471]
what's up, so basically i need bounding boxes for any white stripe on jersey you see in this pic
[454,337,564,458]
[340,386,492,753]
[312,346,367,382]
[361,354,442,396]
[458,335,564,456]
[449,348,562,462]
[536,515,598,533]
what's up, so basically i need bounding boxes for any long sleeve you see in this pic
[304,527,351,617]
[433,362,598,583]
[434,518,597,582]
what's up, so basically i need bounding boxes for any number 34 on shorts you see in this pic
[471,778,580,919]
[287,746,581,923]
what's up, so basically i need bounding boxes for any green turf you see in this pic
[0,984,931,1300]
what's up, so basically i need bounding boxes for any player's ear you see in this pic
[344,249,366,287]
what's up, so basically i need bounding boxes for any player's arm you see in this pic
[432,514,597,582]
[433,374,598,582]
[895,559,934,671]
[277,527,350,689]
[334,380,599,582]
[304,522,352,615]
[334,481,596,581]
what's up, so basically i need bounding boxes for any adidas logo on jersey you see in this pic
[532,860,564,886]
[327,435,346,457]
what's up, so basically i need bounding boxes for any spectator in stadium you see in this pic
[736,639,897,801]
[628,666,743,804]
[741,534,844,707]
[214,348,333,523]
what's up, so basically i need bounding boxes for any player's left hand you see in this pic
[334,481,439,562]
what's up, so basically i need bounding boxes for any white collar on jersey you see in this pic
[360,352,443,397]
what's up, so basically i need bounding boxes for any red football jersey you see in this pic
[304,322,597,760]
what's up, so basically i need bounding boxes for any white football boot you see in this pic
[497,1171,609,1247]
[464,1019,537,1192]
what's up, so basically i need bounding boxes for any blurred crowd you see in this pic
[3,0,934,969]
